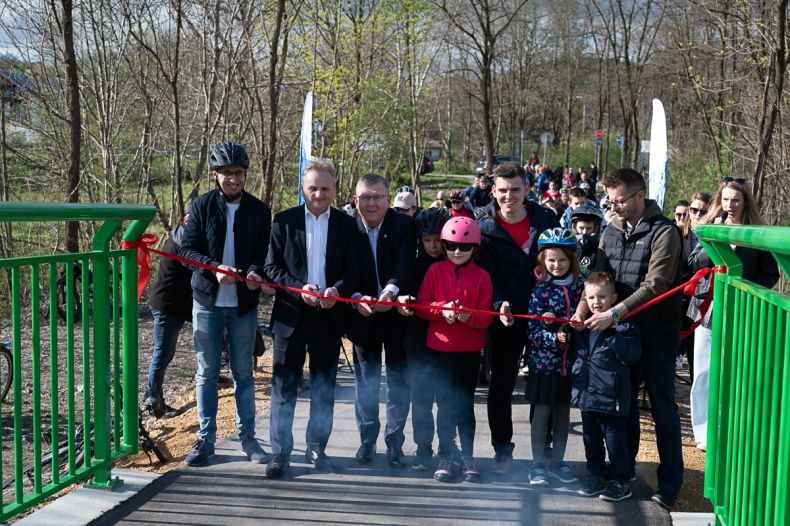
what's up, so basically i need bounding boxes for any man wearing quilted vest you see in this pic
[573,168,684,510]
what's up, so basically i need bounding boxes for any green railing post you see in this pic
[0,203,154,522]
[697,224,790,526]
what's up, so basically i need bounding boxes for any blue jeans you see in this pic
[192,301,258,444]
[146,307,187,403]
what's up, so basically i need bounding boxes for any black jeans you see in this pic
[582,411,629,482]
[269,310,340,458]
[407,340,437,449]
[353,332,410,449]
[487,320,527,455]
[628,349,684,494]
[434,350,481,457]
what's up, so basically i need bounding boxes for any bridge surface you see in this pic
[93,369,670,526]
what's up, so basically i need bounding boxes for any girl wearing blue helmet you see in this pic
[525,227,585,486]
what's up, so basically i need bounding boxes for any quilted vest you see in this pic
[601,213,683,352]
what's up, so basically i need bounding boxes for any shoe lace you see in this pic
[438,457,453,470]
[191,439,206,452]
[462,458,477,472]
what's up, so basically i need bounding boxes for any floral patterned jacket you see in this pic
[527,275,585,376]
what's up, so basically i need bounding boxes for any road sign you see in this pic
[616,134,625,148]
[539,131,554,145]
[595,137,603,146]
[595,129,604,139]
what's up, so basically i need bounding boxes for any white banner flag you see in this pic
[298,91,313,205]
[648,99,667,209]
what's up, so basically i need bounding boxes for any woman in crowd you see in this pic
[687,178,779,450]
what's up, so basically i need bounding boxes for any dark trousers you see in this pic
[353,332,410,448]
[269,310,340,458]
[407,339,437,448]
[487,320,527,455]
[628,349,684,494]
[434,350,481,457]
[582,411,629,482]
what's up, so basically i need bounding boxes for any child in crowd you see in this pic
[562,168,575,188]
[417,217,493,483]
[449,190,474,219]
[570,204,603,277]
[397,207,450,471]
[541,180,561,204]
[525,228,585,486]
[571,271,641,502]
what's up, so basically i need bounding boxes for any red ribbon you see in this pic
[121,233,158,301]
[121,234,726,331]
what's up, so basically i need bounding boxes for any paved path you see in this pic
[94,369,670,525]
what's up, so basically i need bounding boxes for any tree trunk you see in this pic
[61,0,81,253]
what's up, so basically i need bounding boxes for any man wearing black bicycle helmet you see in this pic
[180,141,274,467]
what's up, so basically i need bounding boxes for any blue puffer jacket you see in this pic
[526,277,585,376]
[571,321,641,416]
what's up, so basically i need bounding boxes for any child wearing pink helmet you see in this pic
[417,216,493,483]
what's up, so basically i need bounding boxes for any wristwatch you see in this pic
[609,307,621,323]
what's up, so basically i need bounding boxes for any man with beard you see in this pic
[180,141,274,467]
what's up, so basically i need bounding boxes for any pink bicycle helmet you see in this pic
[441,216,481,245]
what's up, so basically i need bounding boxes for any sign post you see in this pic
[539,131,553,165]
[594,130,604,168]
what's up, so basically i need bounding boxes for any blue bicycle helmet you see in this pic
[538,227,576,250]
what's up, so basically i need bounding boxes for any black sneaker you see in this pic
[651,491,677,510]
[599,480,632,502]
[185,439,214,467]
[577,476,605,497]
[412,445,433,471]
[265,454,290,479]
[461,456,481,483]
[490,453,513,475]
[433,455,454,482]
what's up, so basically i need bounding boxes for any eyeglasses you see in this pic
[443,241,475,252]
[356,194,389,204]
[689,207,708,216]
[722,177,747,185]
[608,189,642,208]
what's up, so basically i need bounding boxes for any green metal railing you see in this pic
[698,224,790,526]
[0,202,155,522]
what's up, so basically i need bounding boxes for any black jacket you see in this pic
[180,189,271,314]
[571,321,641,417]
[149,225,193,322]
[346,209,415,346]
[402,249,442,351]
[477,199,560,314]
[264,205,360,339]
[687,233,779,326]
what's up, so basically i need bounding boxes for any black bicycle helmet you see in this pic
[570,203,603,226]
[209,142,250,170]
[414,207,450,237]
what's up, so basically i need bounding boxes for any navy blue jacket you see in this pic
[571,321,641,416]
[477,199,559,315]
[180,189,271,314]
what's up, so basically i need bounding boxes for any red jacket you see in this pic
[416,259,493,352]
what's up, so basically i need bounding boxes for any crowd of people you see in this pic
[144,141,779,510]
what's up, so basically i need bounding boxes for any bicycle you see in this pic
[0,340,11,403]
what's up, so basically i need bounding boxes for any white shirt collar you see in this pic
[305,204,331,221]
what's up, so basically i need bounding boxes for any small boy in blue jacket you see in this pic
[571,271,641,502]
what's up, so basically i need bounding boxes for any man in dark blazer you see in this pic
[348,173,415,468]
[262,159,360,479]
